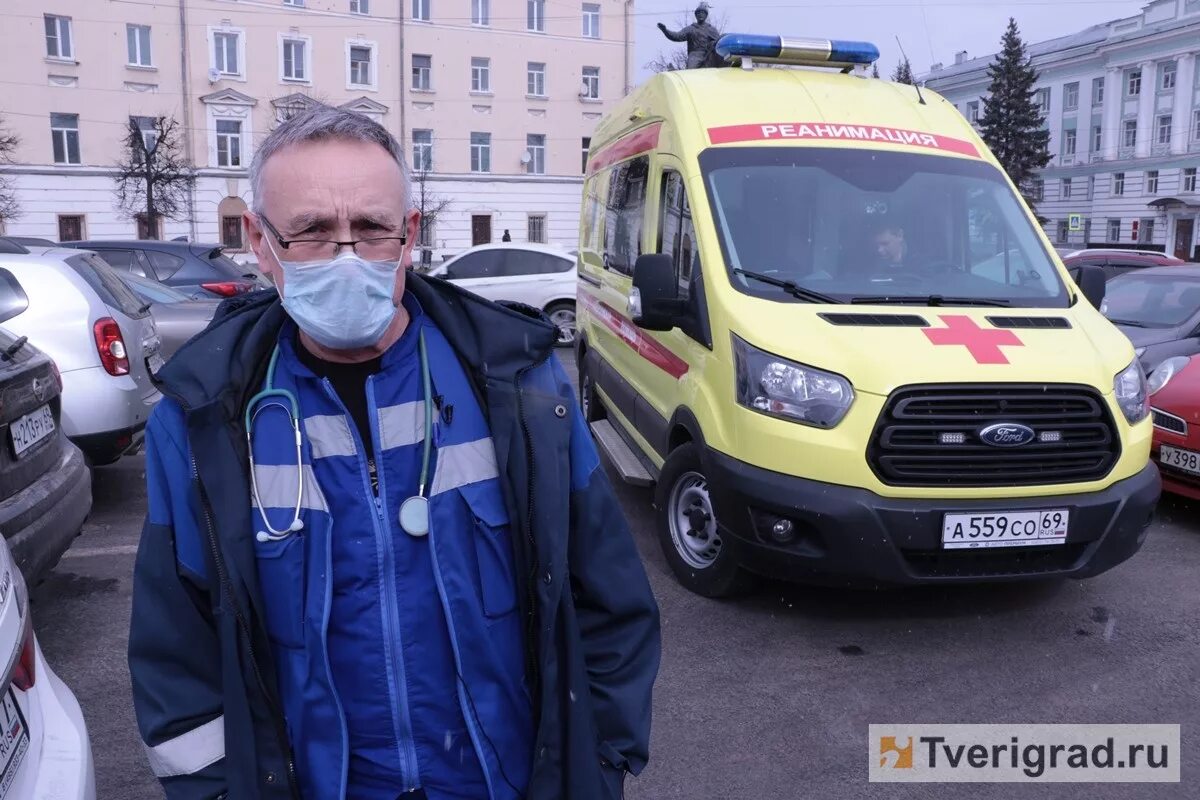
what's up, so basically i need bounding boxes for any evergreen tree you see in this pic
[891,58,915,85]
[977,18,1051,212]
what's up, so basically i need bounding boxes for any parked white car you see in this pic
[429,244,577,345]
[0,532,95,800]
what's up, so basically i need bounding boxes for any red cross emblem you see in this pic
[922,315,1024,364]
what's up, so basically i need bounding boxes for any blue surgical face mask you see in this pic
[269,242,401,350]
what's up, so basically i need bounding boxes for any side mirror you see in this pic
[1069,264,1106,310]
[0,268,30,325]
[630,254,683,331]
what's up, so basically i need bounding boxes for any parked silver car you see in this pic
[119,272,221,360]
[0,241,162,465]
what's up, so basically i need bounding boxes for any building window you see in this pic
[1061,178,1072,199]
[127,24,152,66]
[582,3,600,38]
[1146,170,1159,194]
[1063,129,1076,157]
[412,0,429,21]
[1028,177,1044,202]
[527,62,546,96]
[581,136,590,174]
[470,132,490,173]
[1107,218,1121,242]
[1185,168,1198,193]
[1092,125,1103,153]
[1122,119,1137,149]
[1056,220,1069,243]
[283,0,304,5]
[528,0,545,32]
[581,66,600,99]
[282,38,309,82]
[221,216,244,249]
[1083,218,1092,243]
[58,215,85,242]
[349,44,372,87]
[214,31,240,75]
[1126,69,1141,96]
[50,113,80,164]
[1092,76,1104,105]
[1194,109,1200,142]
[136,213,162,240]
[1034,88,1050,113]
[526,134,546,175]
[472,0,489,26]
[1157,115,1172,145]
[1113,172,1125,196]
[1160,61,1176,91]
[412,129,433,172]
[471,57,490,93]
[1087,175,1095,199]
[1138,218,1155,244]
[527,214,547,244]
[350,0,369,13]
[966,101,979,122]
[216,119,242,167]
[1063,82,1079,111]
[44,14,73,59]
[131,115,158,157]
[418,217,435,249]
[412,54,432,90]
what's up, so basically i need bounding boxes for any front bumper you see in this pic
[704,449,1161,585]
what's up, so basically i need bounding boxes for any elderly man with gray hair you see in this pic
[128,105,660,800]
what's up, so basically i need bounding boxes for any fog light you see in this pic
[1038,431,1062,443]
[939,432,966,445]
[770,518,795,543]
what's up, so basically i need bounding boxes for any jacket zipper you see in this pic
[192,454,299,797]
[513,362,545,709]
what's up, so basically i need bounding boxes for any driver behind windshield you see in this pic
[872,219,911,273]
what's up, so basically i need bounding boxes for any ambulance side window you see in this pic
[603,156,649,276]
[658,171,697,301]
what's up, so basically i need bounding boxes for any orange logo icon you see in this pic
[879,736,914,769]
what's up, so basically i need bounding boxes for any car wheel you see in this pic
[546,301,576,348]
[578,353,605,423]
[655,443,754,598]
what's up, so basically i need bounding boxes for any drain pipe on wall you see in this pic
[178,0,198,240]
[624,0,634,95]
[398,2,407,155]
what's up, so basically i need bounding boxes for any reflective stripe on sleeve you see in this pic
[430,438,499,496]
[144,715,225,778]
[303,414,356,459]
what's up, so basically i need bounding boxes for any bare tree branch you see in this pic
[413,169,450,256]
[113,115,196,238]
[0,116,21,225]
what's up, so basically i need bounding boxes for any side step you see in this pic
[590,420,654,486]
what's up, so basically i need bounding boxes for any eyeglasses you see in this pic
[258,214,408,263]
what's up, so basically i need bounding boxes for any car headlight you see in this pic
[733,335,854,428]
[1147,355,1192,396]
[1114,359,1150,424]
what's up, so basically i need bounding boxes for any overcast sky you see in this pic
[633,0,1151,80]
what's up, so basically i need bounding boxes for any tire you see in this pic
[546,301,577,348]
[578,351,605,423]
[654,443,754,598]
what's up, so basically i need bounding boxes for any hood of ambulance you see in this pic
[724,294,1136,397]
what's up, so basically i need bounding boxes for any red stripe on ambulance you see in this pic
[586,123,663,175]
[707,122,979,157]
[579,292,689,379]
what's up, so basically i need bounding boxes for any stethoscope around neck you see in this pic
[246,329,435,542]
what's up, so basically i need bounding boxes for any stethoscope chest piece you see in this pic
[399,495,430,537]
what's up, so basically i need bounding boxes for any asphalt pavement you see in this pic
[30,376,1200,799]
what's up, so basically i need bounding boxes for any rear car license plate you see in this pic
[9,404,54,458]
[1159,445,1200,476]
[0,690,29,798]
[942,509,1069,549]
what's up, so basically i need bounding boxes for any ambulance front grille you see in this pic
[868,384,1121,488]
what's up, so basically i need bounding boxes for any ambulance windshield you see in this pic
[701,147,1070,308]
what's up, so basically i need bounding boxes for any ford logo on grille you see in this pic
[979,423,1036,447]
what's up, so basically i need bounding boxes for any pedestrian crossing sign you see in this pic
[1068,213,1083,231]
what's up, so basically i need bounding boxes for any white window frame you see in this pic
[528,0,545,32]
[527,213,547,244]
[1061,178,1072,199]
[1122,119,1137,149]
[471,57,491,93]
[582,3,600,38]
[1146,170,1159,194]
[1107,219,1121,242]
[50,113,80,165]
[1035,88,1050,114]
[1063,128,1076,157]
[527,62,546,97]
[526,134,546,175]
[127,24,153,67]
[1063,82,1079,111]
[1194,108,1200,142]
[582,66,600,100]
[350,0,369,14]
[44,15,73,60]
[205,97,254,169]
[412,129,433,172]
[581,136,590,174]
[1113,172,1125,196]
[412,54,432,91]
[215,118,244,168]
[1092,76,1105,105]
[966,101,979,122]
[209,27,246,80]
[412,0,430,21]
[1184,168,1198,193]
[279,34,313,84]
[1156,114,1172,145]
[283,0,305,6]
[1127,69,1141,97]
[1092,125,1103,153]
[470,132,491,173]
[131,115,159,155]
[472,0,489,26]
[1160,61,1176,91]
[346,39,377,91]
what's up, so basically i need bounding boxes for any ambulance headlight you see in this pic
[1114,360,1150,424]
[733,336,854,428]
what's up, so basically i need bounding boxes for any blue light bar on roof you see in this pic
[716,33,880,67]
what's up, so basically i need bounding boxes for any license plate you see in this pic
[942,509,1069,549]
[0,691,29,798]
[8,405,54,459]
[1159,445,1200,476]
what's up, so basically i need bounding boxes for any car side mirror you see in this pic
[630,254,684,331]
[1068,264,1106,310]
[0,268,30,325]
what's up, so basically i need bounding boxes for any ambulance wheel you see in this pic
[578,356,605,422]
[656,443,753,598]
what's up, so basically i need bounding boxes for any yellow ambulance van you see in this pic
[575,34,1161,597]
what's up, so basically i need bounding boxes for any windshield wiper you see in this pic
[733,268,841,304]
[850,294,1012,307]
[1107,318,1148,328]
[1,336,28,361]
